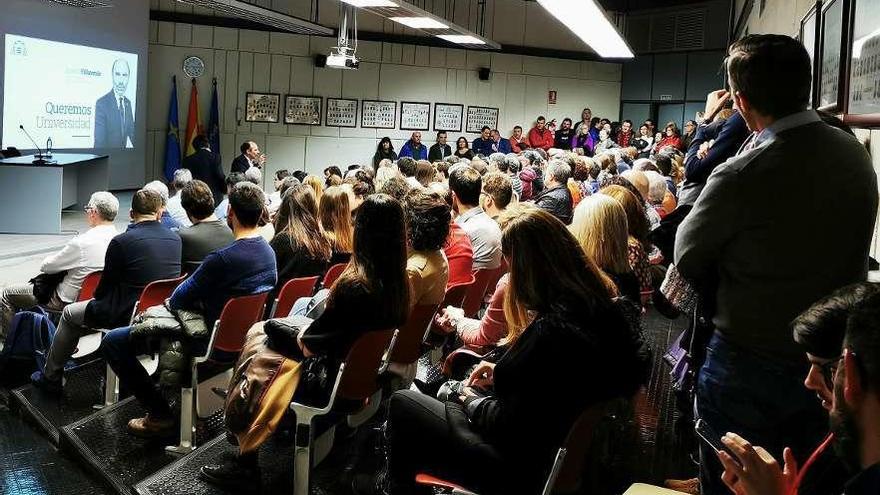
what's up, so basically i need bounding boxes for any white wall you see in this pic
[145,21,621,181]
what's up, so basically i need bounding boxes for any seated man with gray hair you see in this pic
[166,168,194,228]
[143,180,180,230]
[0,192,120,340]
[531,159,573,224]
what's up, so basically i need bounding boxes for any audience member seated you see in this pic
[616,119,634,147]
[101,181,277,437]
[396,157,420,189]
[434,204,530,348]
[199,193,410,488]
[488,129,511,154]
[215,172,245,221]
[572,123,595,156]
[471,126,494,157]
[644,170,676,216]
[266,169,291,215]
[601,185,652,307]
[178,180,235,274]
[375,208,648,495]
[527,116,554,151]
[681,119,697,151]
[183,135,226,207]
[593,129,619,155]
[429,182,474,289]
[403,189,450,309]
[373,137,398,168]
[454,137,475,160]
[323,166,343,188]
[143,180,181,230]
[399,132,428,160]
[508,125,530,153]
[479,172,513,221]
[532,159,573,225]
[270,184,331,303]
[414,161,435,188]
[633,124,655,159]
[449,166,502,270]
[654,122,684,153]
[553,118,574,150]
[717,283,880,495]
[320,185,355,265]
[570,194,640,302]
[166,169,193,228]
[379,175,411,203]
[0,192,119,338]
[573,108,592,135]
[31,189,181,391]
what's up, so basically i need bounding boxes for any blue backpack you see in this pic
[0,306,56,372]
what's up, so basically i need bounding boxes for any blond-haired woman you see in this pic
[319,185,353,265]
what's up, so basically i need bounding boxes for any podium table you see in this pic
[0,154,109,234]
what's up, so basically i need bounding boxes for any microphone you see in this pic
[19,125,47,164]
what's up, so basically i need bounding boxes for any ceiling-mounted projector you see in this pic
[326,48,359,70]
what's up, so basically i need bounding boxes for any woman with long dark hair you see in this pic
[270,184,332,300]
[375,209,648,495]
[454,136,474,160]
[373,137,398,168]
[200,194,410,488]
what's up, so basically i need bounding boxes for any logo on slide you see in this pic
[10,40,27,56]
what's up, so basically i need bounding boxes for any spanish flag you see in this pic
[183,78,202,156]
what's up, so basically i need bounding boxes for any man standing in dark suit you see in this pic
[675,34,879,495]
[231,141,263,174]
[94,59,135,149]
[183,135,226,206]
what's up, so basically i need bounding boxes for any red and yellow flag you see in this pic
[183,78,202,156]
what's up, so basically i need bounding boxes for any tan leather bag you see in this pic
[224,322,302,454]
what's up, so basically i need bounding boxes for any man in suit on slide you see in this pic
[94,59,135,149]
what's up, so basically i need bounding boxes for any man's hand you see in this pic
[705,89,731,121]
[717,432,798,495]
[697,141,711,159]
[467,361,496,389]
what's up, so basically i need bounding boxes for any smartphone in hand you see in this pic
[695,419,742,467]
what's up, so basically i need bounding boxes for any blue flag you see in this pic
[163,75,182,181]
[208,78,220,156]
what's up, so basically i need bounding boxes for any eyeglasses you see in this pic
[819,356,843,390]
[84,205,95,213]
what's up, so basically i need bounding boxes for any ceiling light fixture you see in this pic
[389,16,448,29]
[339,0,398,7]
[436,35,486,45]
[537,0,633,58]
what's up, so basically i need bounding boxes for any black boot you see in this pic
[199,453,260,491]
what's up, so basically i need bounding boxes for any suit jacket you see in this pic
[184,148,226,206]
[85,221,181,329]
[679,111,750,206]
[94,90,135,148]
[428,143,452,162]
[675,111,878,362]
[231,154,251,174]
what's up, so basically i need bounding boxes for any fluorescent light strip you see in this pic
[389,16,448,29]
[339,0,398,7]
[537,0,633,58]
[436,35,486,45]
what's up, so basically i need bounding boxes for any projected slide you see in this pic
[2,34,139,150]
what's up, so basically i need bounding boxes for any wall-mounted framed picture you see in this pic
[800,2,821,108]
[434,103,463,132]
[284,95,322,125]
[466,106,499,133]
[400,101,431,131]
[245,92,280,123]
[844,0,880,127]
[818,0,846,111]
[361,100,397,129]
[325,98,358,128]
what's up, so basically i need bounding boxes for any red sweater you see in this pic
[444,222,474,288]
[655,135,683,152]
[527,127,554,151]
[509,134,530,153]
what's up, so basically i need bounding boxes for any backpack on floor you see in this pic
[0,306,56,371]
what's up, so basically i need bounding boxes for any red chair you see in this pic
[482,262,507,305]
[270,276,320,318]
[291,328,398,495]
[99,274,188,407]
[460,268,495,318]
[390,303,440,366]
[416,399,629,495]
[322,263,347,289]
[167,291,270,454]
[77,271,103,302]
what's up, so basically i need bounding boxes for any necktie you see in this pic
[119,97,125,136]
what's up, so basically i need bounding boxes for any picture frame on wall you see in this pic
[817,0,845,111]
[845,0,880,126]
[400,101,431,131]
[799,2,821,108]
[466,106,499,133]
[361,100,397,129]
[245,92,280,123]
[325,98,358,128]
[434,103,463,132]
[284,95,322,125]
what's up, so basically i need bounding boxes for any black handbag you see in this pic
[28,271,67,305]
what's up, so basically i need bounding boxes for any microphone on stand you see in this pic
[19,125,50,165]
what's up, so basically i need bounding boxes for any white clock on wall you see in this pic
[183,55,205,78]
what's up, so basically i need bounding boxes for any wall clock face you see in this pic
[183,56,205,78]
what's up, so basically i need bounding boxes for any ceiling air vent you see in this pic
[626,15,651,53]
[650,14,675,52]
[44,0,111,7]
[675,10,705,50]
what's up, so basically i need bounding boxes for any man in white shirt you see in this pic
[449,165,502,270]
[0,192,119,338]
[165,168,193,228]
